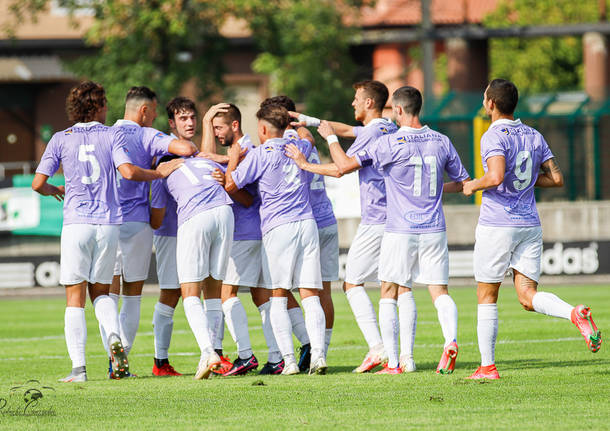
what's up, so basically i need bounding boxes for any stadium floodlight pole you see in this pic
[421,0,434,109]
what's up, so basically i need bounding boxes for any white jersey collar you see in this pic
[491,118,522,128]
[114,119,140,127]
[238,134,251,146]
[364,117,391,128]
[399,125,430,134]
[73,121,102,128]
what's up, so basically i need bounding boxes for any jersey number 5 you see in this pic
[78,144,100,184]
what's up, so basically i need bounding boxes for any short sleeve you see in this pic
[355,136,392,169]
[445,139,470,182]
[150,179,169,209]
[232,148,262,189]
[35,134,61,177]
[296,138,313,159]
[144,127,174,158]
[111,129,133,168]
[353,126,363,138]
[540,135,554,163]
[481,130,505,162]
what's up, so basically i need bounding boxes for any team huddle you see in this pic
[31,78,602,382]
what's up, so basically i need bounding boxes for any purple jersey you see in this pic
[232,137,314,236]
[112,119,174,223]
[232,134,262,241]
[479,119,554,227]
[164,157,233,227]
[347,118,398,225]
[150,179,178,237]
[284,129,336,229]
[36,121,132,225]
[356,125,469,234]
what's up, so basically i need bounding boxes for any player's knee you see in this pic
[518,296,534,311]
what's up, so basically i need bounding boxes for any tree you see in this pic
[229,0,363,126]
[484,0,607,93]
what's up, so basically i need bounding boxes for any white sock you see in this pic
[270,297,295,360]
[301,296,326,361]
[379,298,399,368]
[258,302,282,363]
[153,302,175,360]
[477,304,498,366]
[324,328,333,358]
[109,292,119,308]
[288,306,310,345]
[222,297,253,359]
[204,299,224,352]
[398,291,417,360]
[346,286,383,350]
[183,296,213,357]
[93,294,121,354]
[64,307,87,369]
[434,294,458,347]
[119,295,142,355]
[532,291,573,320]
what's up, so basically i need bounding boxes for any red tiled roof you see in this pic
[359,0,501,27]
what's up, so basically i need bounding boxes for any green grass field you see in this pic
[0,284,609,430]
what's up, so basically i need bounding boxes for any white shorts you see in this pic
[113,221,153,282]
[153,235,179,290]
[262,219,322,290]
[319,223,339,282]
[224,240,264,288]
[176,205,234,284]
[474,225,543,283]
[344,223,385,285]
[60,224,119,285]
[378,231,449,287]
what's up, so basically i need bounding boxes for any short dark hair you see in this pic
[166,97,197,120]
[260,95,296,112]
[256,104,291,131]
[125,86,157,105]
[214,103,241,125]
[392,86,422,116]
[353,80,389,112]
[486,79,519,115]
[66,81,107,123]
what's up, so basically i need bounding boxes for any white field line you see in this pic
[0,336,583,361]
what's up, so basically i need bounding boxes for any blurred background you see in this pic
[1,0,609,289]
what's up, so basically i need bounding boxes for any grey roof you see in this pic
[0,56,73,82]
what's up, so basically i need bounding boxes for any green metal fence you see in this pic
[422,91,610,203]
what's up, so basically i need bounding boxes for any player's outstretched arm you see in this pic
[288,111,355,138]
[31,173,65,202]
[168,139,198,156]
[285,144,342,177]
[319,121,360,175]
[535,157,564,188]
[150,207,166,230]
[443,179,470,193]
[118,158,184,182]
[463,156,505,196]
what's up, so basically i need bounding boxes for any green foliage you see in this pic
[230,0,362,127]
[484,0,609,93]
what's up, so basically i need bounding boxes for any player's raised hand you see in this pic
[462,180,476,196]
[203,103,231,124]
[289,110,307,128]
[317,120,335,139]
[156,158,184,178]
[284,143,307,168]
[211,168,225,186]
